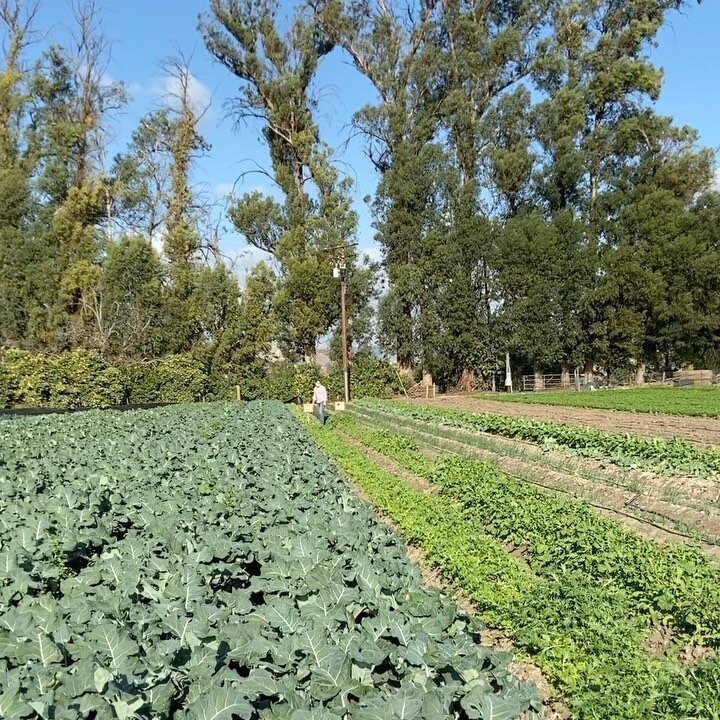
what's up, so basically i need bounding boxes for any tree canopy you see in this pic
[0,0,716,391]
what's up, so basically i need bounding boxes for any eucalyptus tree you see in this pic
[202,0,369,362]
[320,0,445,372]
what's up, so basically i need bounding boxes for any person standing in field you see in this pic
[313,380,328,425]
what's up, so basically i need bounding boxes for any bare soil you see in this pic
[404,394,720,448]
[644,625,679,659]
[358,404,720,505]
[643,625,717,667]
[336,429,437,494]
[411,419,720,552]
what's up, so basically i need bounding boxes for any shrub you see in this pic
[329,355,405,400]
[124,354,208,404]
[122,363,160,404]
[0,350,403,409]
[1,349,51,406]
[155,354,207,402]
[46,351,125,409]
[0,364,13,408]
[0,350,126,409]
[260,362,323,403]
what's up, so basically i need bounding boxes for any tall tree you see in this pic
[322,0,444,371]
[202,0,369,361]
[0,0,39,345]
[0,0,38,162]
[25,0,125,349]
[160,55,211,268]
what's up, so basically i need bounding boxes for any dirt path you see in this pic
[404,395,720,447]
[409,423,720,553]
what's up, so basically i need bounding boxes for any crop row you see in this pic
[0,402,541,720]
[358,400,720,476]
[305,412,720,719]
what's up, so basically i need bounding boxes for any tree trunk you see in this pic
[635,362,646,386]
[584,358,594,382]
[396,300,413,372]
[459,368,476,392]
[533,367,544,392]
[561,366,571,389]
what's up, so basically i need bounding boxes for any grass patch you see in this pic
[477,387,720,417]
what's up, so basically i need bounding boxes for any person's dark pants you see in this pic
[315,403,326,425]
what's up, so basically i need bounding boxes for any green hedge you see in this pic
[230,356,405,403]
[0,351,403,409]
[328,354,406,400]
[0,350,125,409]
[123,355,208,404]
[0,350,207,409]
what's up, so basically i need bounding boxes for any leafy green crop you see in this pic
[359,400,720,477]
[477,387,720,417]
[0,401,541,719]
[312,414,720,720]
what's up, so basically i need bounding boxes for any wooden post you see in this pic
[235,385,241,401]
[433,383,436,398]
[425,385,429,399]
[394,364,410,397]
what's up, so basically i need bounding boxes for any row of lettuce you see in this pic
[303,410,720,720]
[0,401,542,719]
[0,349,403,409]
[359,399,720,476]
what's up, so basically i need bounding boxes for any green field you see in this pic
[478,387,720,417]
[304,409,720,720]
[0,402,541,720]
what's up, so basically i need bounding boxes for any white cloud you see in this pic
[359,244,383,264]
[135,72,212,114]
[226,246,278,288]
[160,72,212,112]
[215,182,236,199]
[244,184,269,195]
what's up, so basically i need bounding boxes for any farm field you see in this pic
[405,394,720,447]
[478,387,720,417]
[301,406,720,720]
[0,401,542,720]
[349,402,720,547]
[375,400,720,477]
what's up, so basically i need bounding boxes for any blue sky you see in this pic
[33,1,720,276]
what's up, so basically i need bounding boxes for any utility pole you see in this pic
[339,266,350,403]
[505,351,513,393]
[332,242,356,403]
